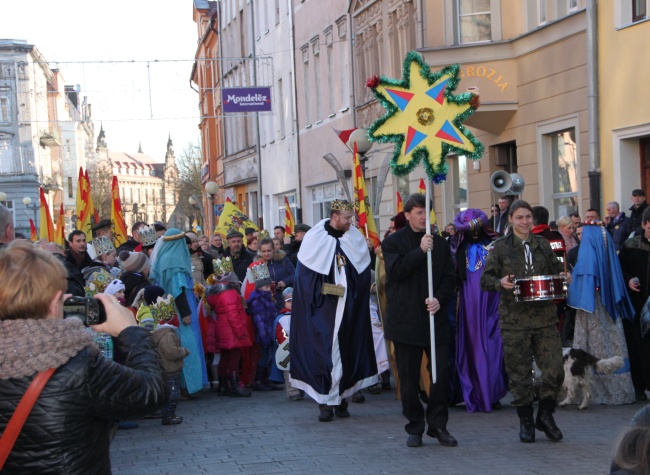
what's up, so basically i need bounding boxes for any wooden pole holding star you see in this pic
[366,51,483,384]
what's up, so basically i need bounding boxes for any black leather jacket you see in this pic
[0,327,166,474]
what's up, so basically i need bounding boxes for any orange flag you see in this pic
[111,176,128,247]
[284,196,295,235]
[38,187,55,242]
[352,142,380,248]
[418,178,426,194]
[29,219,37,242]
[396,192,404,213]
[54,203,65,246]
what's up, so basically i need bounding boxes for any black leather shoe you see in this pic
[426,428,458,447]
[351,391,365,403]
[334,406,350,418]
[536,399,563,441]
[519,417,535,443]
[162,416,183,425]
[406,434,423,447]
[318,409,334,422]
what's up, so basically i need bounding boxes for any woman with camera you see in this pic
[0,240,166,474]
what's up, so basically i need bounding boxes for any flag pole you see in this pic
[425,179,436,384]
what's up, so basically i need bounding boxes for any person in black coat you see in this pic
[381,193,457,449]
[223,231,254,282]
[0,240,166,474]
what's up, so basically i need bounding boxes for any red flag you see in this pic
[284,196,295,235]
[417,178,440,235]
[396,192,404,213]
[332,127,357,147]
[29,219,37,242]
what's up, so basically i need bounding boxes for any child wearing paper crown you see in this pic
[138,285,189,425]
[247,262,279,391]
[204,257,253,397]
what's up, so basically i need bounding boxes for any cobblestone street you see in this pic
[111,388,641,474]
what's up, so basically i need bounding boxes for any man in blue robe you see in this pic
[290,200,378,422]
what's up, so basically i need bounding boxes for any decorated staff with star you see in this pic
[377,51,483,448]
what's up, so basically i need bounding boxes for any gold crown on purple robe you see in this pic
[331,199,353,211]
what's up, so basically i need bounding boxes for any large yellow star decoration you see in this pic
[367,51,483,183]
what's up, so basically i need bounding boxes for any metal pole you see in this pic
[425,179,436,384]
[586,0,601,212]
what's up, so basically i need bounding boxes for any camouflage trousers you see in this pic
[501,325,563,406]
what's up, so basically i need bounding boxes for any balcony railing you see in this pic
[0,146,37,175]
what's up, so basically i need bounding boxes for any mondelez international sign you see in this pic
[222,87,272,113]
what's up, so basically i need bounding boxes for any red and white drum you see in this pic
[513,275,567,302]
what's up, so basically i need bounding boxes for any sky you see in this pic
[0,0,201,162]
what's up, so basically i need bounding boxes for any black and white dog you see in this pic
[558,348,624,410]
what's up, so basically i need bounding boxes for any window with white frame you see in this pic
[0,96,10,122]
[550,128,579,217]
[615,0,648,28]
[396,175,410,206]
[538,0,548,25]
[568,0,579,12]
[453,155,468,213]
[311,182,340,222]
[458,0,492,44]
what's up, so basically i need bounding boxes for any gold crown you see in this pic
[214,257,234,277]
[140,225,158,247]
[84,269,114,297]
[258,229,270,240]
[93,235,115,257]
[149,294,178,324]
[331,199,353,211]
[250,262,271,283]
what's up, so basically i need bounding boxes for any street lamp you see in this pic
[188,195,204,231]
[348,128,373,178]
[204,181,219,233]
[0,192,7,202]
[22,196,38,224]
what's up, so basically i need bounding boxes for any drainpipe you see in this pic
[586,0,601,212]
[249,1,263,227]
[288,0,302,221]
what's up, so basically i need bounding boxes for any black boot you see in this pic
[217,376,230,396]
[517,405,535,443]
[536,399,563,441]
[229,372,252,397]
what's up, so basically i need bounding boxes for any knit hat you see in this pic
[121,251,149,274]
[144,285,166,305]
[136,305,155,332]
[105,279,125,296]
[282,287,293,301]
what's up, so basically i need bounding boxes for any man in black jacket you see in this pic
[381,193,457,448]
[223,230,253,282]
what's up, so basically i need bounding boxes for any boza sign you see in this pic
[222,87,272,113]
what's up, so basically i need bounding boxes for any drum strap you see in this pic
[523,242,534,274]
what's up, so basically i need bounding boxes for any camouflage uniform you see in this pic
[480,233,564,406]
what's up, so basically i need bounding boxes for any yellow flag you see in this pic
[214,201,258,246]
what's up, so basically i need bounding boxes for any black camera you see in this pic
[63,297,107,326]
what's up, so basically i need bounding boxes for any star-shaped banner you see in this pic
[366,51,483,183]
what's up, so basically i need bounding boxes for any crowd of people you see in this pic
[1,186,650,472]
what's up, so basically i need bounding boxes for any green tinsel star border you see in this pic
[366,51,484,183]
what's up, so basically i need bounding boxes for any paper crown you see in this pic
[250,262,271,283]
[331,199,353,211]
[214,257,234,277]
[258,229,270,240]
[84,269,113,297]
[148,294,178,324]
[94,235,115,257]
[140,225,158,247]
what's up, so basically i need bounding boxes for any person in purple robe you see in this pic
[451,209,508,413]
